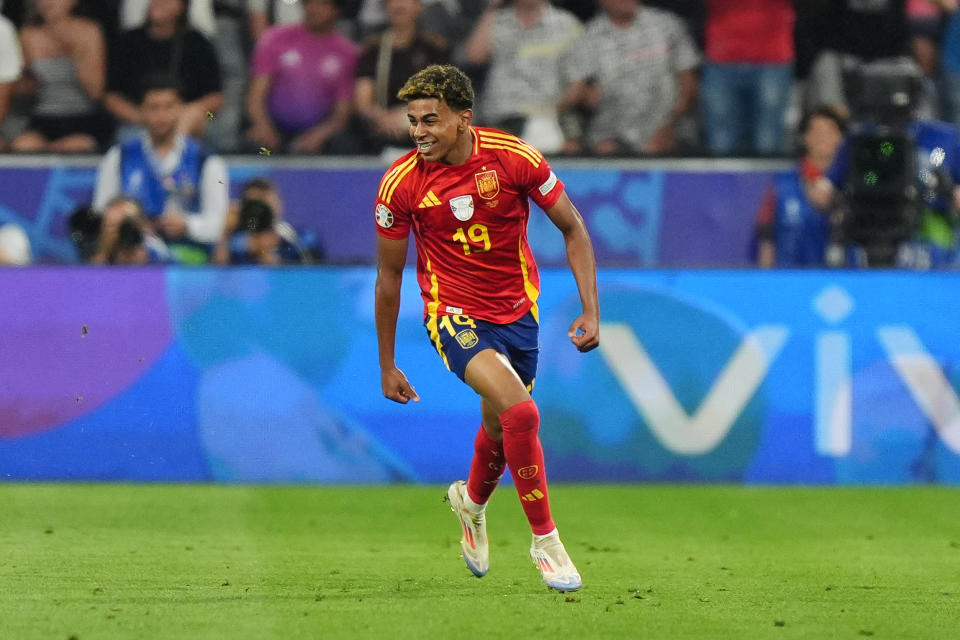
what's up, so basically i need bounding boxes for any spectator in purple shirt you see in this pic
[246,0,360,154]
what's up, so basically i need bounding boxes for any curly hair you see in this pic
[396,65,475,111]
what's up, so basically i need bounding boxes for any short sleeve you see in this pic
[374,161,415,239]
[666,13,700,73]
[251,27,282,77]
[0,18,22,83]
[506,142,565,211]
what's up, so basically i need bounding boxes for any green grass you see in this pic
[1,484,958,639]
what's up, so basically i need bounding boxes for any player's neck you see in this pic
[440,128,474,166]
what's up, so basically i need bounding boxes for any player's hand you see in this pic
[381,366,420,404]
[568,314,599,353]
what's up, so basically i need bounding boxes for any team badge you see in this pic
[518,465,539,479]
[375,203,394,228]
[455,329,479,349]
[449,195,474,221]
[474,169,500,199]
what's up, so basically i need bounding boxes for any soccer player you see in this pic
[374,64,600,592]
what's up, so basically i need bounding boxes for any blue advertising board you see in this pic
[1,267,959,485]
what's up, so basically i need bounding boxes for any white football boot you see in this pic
[530,529,582,592]
[446,480,489,577]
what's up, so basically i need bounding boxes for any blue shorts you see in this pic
[425,311,539,389]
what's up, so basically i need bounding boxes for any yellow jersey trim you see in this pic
[378,155,419,204]
[518,237,540,322]
[423,257,449,370]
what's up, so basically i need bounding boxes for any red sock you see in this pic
[466,424,505,505]
[500,400,555,535]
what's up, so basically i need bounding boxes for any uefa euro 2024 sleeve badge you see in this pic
[375,203,394,228]
[449,195,474,221]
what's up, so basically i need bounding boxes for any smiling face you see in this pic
[406,98,473,165]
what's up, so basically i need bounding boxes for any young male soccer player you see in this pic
[374,64,600,591]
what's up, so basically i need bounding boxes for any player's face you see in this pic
[406,98,472,164]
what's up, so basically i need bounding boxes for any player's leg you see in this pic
[464,349,582,591]
[446,399,504,578]
[466,398,505,505]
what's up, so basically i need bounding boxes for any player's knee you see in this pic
[499,399,539,435]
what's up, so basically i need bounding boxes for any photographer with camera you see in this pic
[93,73,228,264]
[69,196,171,265]
[809,60,960,268]
[212,177,313,265]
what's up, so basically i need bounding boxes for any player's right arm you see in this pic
[375,234,420,404]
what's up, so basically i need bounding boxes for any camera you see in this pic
[68,205,103,262]
[839,61,926,266]
[237,198,275,234]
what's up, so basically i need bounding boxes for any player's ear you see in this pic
[459,109,473,130]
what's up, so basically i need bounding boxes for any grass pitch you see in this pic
[1,484,958,639]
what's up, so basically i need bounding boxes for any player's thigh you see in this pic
[464,349,530,415]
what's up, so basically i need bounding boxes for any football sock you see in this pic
[499,399,555,536]
[466,424,505,506]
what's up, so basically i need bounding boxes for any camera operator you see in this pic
[808,61,960,268]
[69,196,170,265]
[213,180,311,265]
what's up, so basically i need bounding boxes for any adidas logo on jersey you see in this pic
[418,191,442,208]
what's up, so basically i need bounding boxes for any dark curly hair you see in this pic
[397,65,475,111]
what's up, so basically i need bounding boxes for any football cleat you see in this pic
[530,529,582,592]
[446,480,489,577]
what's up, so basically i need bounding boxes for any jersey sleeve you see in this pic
[503,137,566,210]
[374,154,418,239]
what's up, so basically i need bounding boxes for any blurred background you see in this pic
[2,0,960,486]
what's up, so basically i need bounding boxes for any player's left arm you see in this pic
[375,234,420,404]
[544,191,600,352]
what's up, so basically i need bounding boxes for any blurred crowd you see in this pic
[1,0,959,268]
[3,0,957,157]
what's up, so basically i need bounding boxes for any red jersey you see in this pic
[374,126,565,324]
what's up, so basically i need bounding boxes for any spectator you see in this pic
[213,177,313,264]
[805,0,918,115]
[11,0,112,152]
[559,0,699,156]
[93,74,228,264]
[105,0,223,141]
[88,196,170,264]
[463,0,580,154]
[354,0,448,156]
[118,0,215,36]
[0,12,23,151]
[246,0,359,154]
[0,222,31,265]
[908,0,950,81]
[700,0,795,156]
[248,0,304,40]
[755,105,847,268]
[209,0,252,152]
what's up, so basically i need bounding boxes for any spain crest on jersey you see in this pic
[450,195,474,221]
[474,169,500,200]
